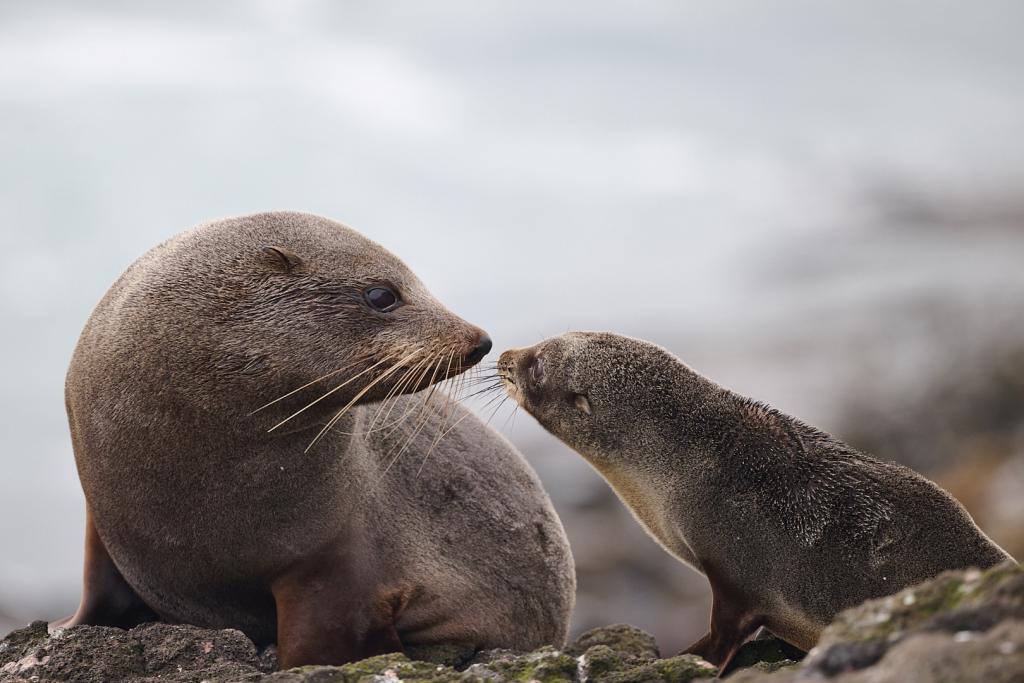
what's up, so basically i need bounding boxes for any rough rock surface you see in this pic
[2,563,1020,682]
[729,561,1024,683]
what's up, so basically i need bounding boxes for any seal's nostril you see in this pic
[477,335,493,357]
[464,334,492,365]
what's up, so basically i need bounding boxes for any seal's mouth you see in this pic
[497,351,521,403]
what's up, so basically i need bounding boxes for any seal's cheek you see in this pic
[501,375,524,407]
[515,352,550,405]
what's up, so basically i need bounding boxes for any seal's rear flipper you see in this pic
[50,509,158,631]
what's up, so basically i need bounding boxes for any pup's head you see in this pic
[498,332,706,467]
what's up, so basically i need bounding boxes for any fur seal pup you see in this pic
[498,332,1013,668]
[59,211,574,668]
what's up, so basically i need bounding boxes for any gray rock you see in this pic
[729,562,1024,683]
[566,623,661,661]
[0,620,267,682]
[2,564,1020,682]
[724,634,803,676]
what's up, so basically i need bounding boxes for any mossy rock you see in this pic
[463,646,578,682]
[8,565,1022,683]
[266,665,349,683]
[271,653,467,682]
[406,643,478,668]
[576,644,623,679]
[799,562,1024,680]
[723,634,803,676]
[817,561,1022,648]
[337,653,460,682]
[598,653,717,682]
[567,624,660,661]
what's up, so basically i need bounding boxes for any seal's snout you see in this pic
[463,333,493,366]
[497,349,522,403]
[498,347,547,412]
[497,348,517,369]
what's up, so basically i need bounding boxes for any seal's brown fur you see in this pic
[500,331,1013,668]
[60,212,575,668]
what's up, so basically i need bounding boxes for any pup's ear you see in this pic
[260,245,304,274]
[574,393,592,415]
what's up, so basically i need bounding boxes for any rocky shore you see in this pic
[2,563,1020,683]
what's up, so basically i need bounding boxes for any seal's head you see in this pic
[499,332,699,463]
[116,211,490,421]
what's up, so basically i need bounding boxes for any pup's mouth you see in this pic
[497,348,546,410]
[497,350,522,403]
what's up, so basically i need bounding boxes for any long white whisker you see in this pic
[267,353,399,433]
[378,353,448,479]
[303,348,423,452]
[249,352,375,415]
[364,351,435,433]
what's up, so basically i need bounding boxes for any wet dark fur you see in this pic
[500,332,1014,668]
[58,212,575,668]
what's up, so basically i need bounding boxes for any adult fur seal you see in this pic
[58,211,574,668]
[498,332,1013,668]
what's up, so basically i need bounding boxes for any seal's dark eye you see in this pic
[365,286,400,312]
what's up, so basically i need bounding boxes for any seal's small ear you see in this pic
[574,393,592,415]
[261,245,304,274]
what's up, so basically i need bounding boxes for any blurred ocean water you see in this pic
[1,0,1023,651]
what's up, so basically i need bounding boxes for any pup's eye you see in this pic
[573,393,592,415]
[365,286,400,312]
[529,356,545,384]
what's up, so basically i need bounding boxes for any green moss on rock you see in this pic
[405,643,478,668]
[817,561,1023,649]
[576,644,623,679]
[267,665,349,683]
[598,654,717,683]
[464,647,578,682]
[339,653,459,682]
[5,565,1021,682]
[567,624,660,661]
[271,654,465,683]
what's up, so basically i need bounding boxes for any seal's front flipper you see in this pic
[683,615,761,672]
[272,558,404,668]
[51,509,158,631]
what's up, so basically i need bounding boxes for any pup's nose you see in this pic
[464,334,493,365]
